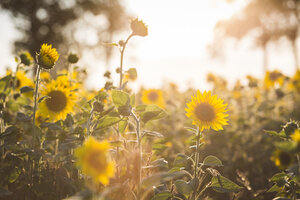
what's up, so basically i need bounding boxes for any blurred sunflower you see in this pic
[39,78,76,121]
[19,51,33,66]
[8,70,34,92]
[264,70,284,89]
[142,89,165,108]
[37,43,59,69]
[272,150,293,170]
[289,69,300,91]
[185,90,228,131]
[291,129,300,143]
[40,71,51,83]
[75,137,115,185]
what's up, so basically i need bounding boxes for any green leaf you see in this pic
[96,116,121,130]
[9,167,21,183]
[175,180,193,197]
[118,119,128,133]
[210,175,243,193]
[140,104,167,123]
[264,130,286,138]
[203,155,223,167]
[38,96,50,103]
[112,90,130,107]
[141,171,186,189]
[151,191,172,200]
[144,158,168,169]
[142,130,164,138]
[130,94,135,107]
[267,184,281,193]
[173,154,193,168]
[135,104,147,112]
[20,86,34,93]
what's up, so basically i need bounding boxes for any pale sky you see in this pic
[0,0,298,91]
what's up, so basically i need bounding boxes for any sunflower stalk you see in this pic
[130,110,142,197]
[192,128,201,199]
[32,64,41,147]
[119,34,133,89]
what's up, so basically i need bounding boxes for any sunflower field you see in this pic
[0,18,300,200]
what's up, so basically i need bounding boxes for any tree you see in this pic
[0,0,128,67]
[210,0,300,71]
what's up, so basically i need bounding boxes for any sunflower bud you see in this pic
[19,51,33,66]
[37,43,59,70]
[283,120,299,137]
[130,18,148,37]
[68,53,79,64]
[93,101,104,113]
[104,71,111,79]
[118,40,125,47]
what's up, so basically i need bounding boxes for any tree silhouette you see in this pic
[210,0,300,71]
[0,0,128,67]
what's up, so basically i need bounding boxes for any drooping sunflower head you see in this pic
[39,78,76,121]
[37,43,59,69]
[264,70,284,89]
[19,51,33,66]
[75,137,115,185]
[130,18,148,37]
[272,150,294,170]
[185,90,228,131]
[141,89,165,108]
[68,53,79,64]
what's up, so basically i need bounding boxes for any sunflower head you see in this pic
[68,53,79,64]
[272,150,294,170]
[19,51,33,66]
[131,18,148,37]
[37,43,59,69]
[39,78,76,121]
[141,89,165,108]
[14,71,34,91]
[185,90,228,131]
[264,70,284,89]
[75,137,115,185]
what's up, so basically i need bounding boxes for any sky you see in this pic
[0,0,298,91]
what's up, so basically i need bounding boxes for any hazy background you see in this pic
[0,0,298,91]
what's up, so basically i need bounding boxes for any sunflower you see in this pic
[75,137,115,185]
[291,129,300,143]
[185,90,228,131]
[40,71,51,83]
[272,150,294,170]
[264,70,284,89]
[8,70,34,92]
[131,18,148,37]
[39,78,76,121]
[19,51,33,66]
[289,69,300,91]
[141,89,165,108]
[37,43,59,69]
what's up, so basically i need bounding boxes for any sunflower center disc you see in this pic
[148,92,158,101]
[279,152,292,166]
[194,103,215,122]
[87,150,106,172]
[46,90,67,112]
[269,72,281,81]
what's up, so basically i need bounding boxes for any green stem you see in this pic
[192,128,201,199]
[194,128,201,178]
[32,65,41,147]
[87,108,94,136]
[119,34,133,89]
[131,111,142,197]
